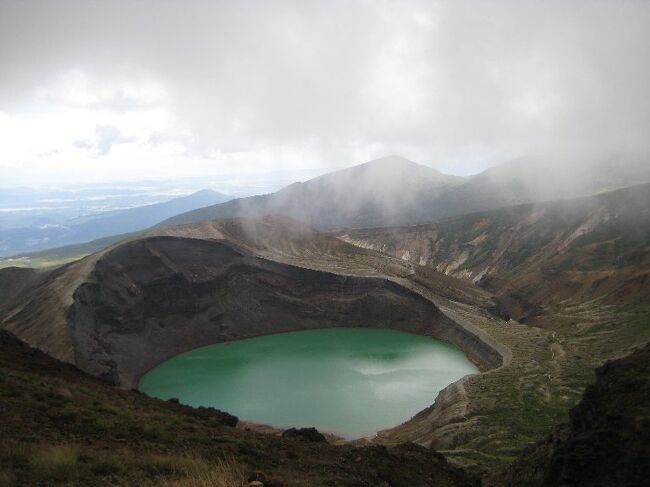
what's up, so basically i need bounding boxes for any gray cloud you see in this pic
[74,125,137,156]
[1,0,650,173]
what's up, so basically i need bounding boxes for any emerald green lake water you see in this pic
[139,328,477,438]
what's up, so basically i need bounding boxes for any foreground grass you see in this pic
[0,441,248,487]
[159,458,247,487]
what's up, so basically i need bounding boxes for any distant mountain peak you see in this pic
[364,154,415,165]
[319,155,450,181]
[191,189,219,196]
[357,155,429,171]
[353,155,461,181]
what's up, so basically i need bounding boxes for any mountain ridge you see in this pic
[160,155,650,230]
[5,155,649,266]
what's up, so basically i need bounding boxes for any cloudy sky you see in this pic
[1,0,649,185]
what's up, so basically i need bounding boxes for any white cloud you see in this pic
[0,0,649,185]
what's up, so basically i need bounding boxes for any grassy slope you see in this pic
[495,342,650,487]
[0,253,89,269]
[0,233,135,269]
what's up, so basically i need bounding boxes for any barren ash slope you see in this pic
[338,182,650,324]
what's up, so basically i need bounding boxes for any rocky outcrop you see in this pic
[282,427,327,443]
[340,184,648,282]
[497,342,650,486]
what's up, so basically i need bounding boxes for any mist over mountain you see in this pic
[162,155,650,230]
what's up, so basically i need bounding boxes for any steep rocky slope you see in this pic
[338,182,650,324]
[69,236,461,388]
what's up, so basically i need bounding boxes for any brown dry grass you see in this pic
[159,457,247,487]
[29,444,80,482]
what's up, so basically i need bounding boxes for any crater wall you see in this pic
[69,236,503,388]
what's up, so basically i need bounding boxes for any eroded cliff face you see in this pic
[69,236,472,387]
[338,183,650,325]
